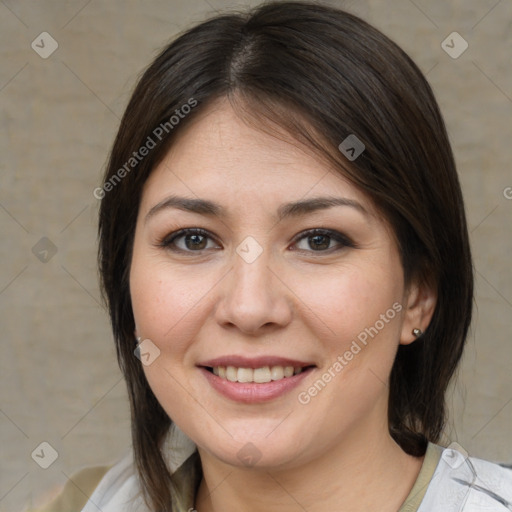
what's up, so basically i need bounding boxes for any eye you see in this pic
[159,228,221,252]
[158,227,354,255]
[291,229,354,253]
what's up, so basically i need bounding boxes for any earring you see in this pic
[412,328,422,337]
[135,336,141,345]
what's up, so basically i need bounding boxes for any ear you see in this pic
[400,279,437,345]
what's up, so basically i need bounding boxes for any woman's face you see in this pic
[130,98,422,470]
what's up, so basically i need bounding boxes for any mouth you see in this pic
[197,356,316,403]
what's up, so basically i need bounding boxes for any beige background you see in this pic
[1,0,511,510]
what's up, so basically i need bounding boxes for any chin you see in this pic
[192,419,316,470]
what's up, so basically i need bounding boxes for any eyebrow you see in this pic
[144,195,368,224]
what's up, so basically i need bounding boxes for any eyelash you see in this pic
[158,228,355,255]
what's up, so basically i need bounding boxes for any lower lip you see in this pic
[199,367,314,403]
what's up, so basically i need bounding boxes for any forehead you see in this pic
[142,98,376,216]
[164,100,325,177]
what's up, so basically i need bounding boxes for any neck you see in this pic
[195,419,424,512]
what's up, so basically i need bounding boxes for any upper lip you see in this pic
[198,356,316,369]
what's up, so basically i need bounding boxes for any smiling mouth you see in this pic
[203,365,315,384]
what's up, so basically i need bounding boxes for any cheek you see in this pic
[292,262,402,348]
[131,254,194,330]
[291,266,404,424]
[129,256,208,406]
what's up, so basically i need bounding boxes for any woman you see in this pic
[38,2,512,511]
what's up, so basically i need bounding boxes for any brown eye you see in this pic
[183,233,208,250]
[160,228,220,252]
[292,229,354,253]
[307,234,332,250]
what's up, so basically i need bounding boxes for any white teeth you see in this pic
[270,366,284,380]
[237,367,253,383]
[211,365,306,383]
[226,366,237,382]
[253,366,271,383]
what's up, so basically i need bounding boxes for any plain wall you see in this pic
[1,0,511,510]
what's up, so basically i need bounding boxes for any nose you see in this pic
[214,245,293,335]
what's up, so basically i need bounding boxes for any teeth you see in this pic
[211,365,305,383]
[270,366,284,380]
[254,366,271,383]
[226,366,237,382]
[284,366,294,378]
[237,367,253,383]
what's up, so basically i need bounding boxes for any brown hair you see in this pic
[98,2,473,510]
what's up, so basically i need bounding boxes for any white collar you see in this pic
[416,446,512,511]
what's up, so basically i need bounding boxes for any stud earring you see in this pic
[135,336,141,345]
[412,328,423,337]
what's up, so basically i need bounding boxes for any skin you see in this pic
[130,97,436,512]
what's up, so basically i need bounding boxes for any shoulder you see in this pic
[419,444,512,511]
[31,450,143,512]
[30,465,111,512]
[30,430,199,512]
[76,449,148,512]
